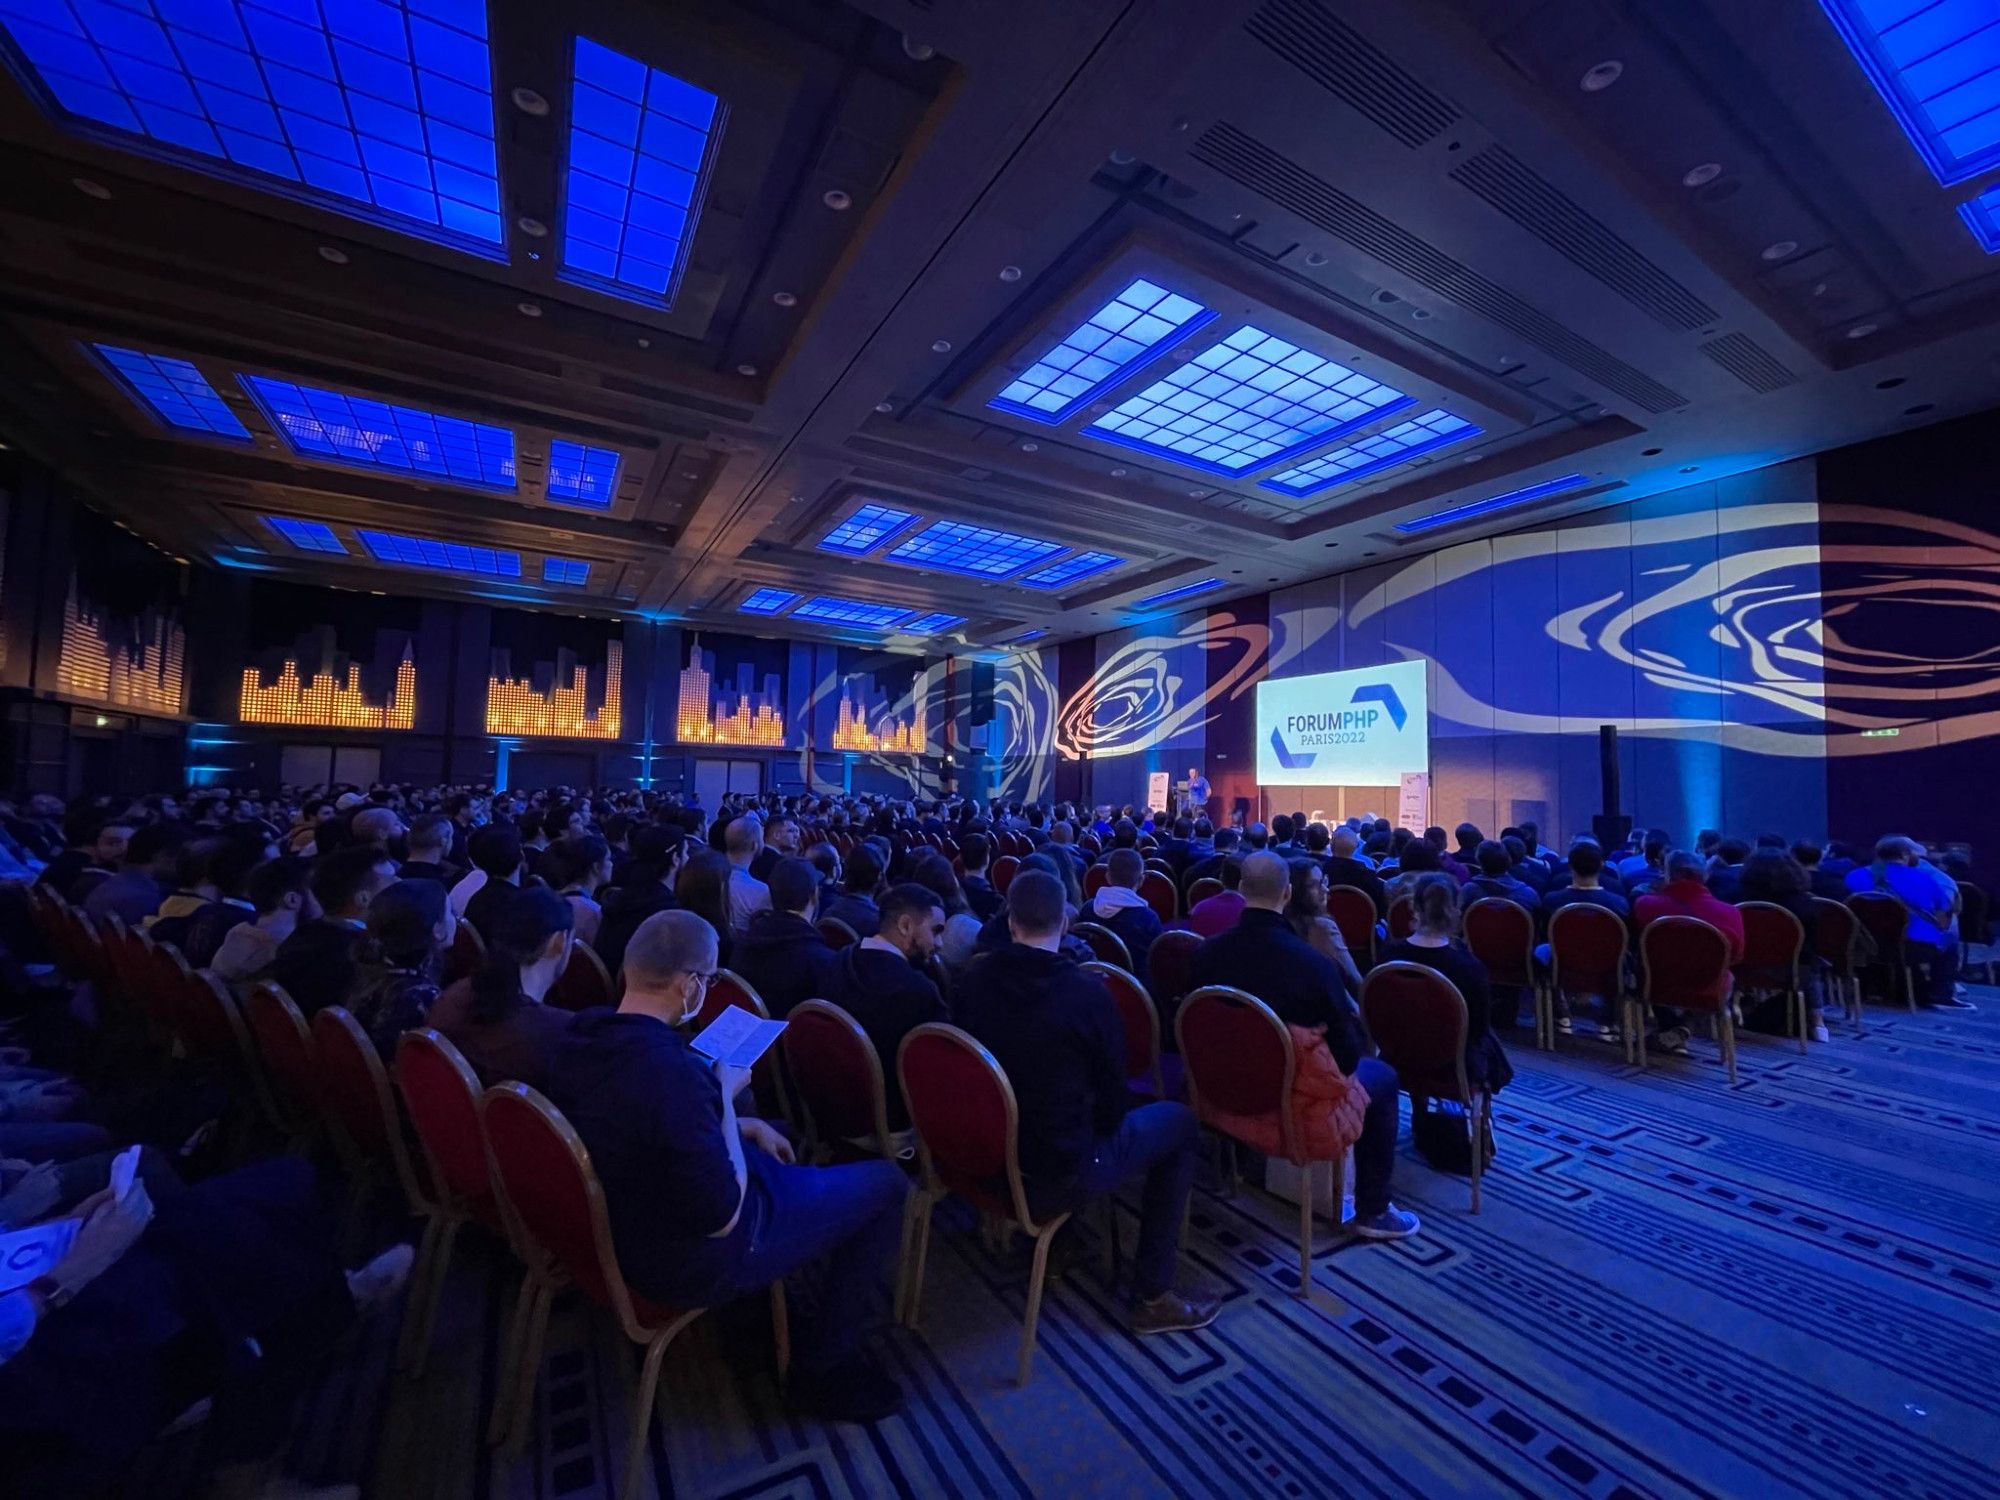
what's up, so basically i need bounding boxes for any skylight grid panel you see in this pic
[1961,184,2000,251]
[560,36,723,308]
[988,278,1216,423]
[1020,550,1124,589]
[542,557,590,585]
[545,440,621,507]
[738,587,800,615]
[1394,473,1591,535]
[240,375,518,490]
[1136,578,1225,608]
[357,528,521,577]
[1822,0,2000,183]
[885,521,1067,580]
[792,596,915,630]
[817,502,916,556]
[1261,409,1481,498]
[264,516,347,554]
[900,612,966,635]
[1082,323,1415,475]
[92,344,251,438]
[0,0,504,251]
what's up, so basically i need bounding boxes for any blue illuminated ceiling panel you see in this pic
[92,344,249,439]
[1262,409,1482,499]
[264,516,346,554]
[1821,0,2000,184]
[1008,628,1048,644]
[885,521,1067,580]
[1019,550,1123,589]
[1394,473,1591,536]
[792,596,915,630]
[241,375,517,490]
[738,586,800,615]
[562,35,722,308]
[1082,325,1414,475]
[900,611,966,635]
[1962,184,2000,252]
[0,0,503,252]
[989,279,1215,424]
[546,440,621,508]
[1136,577,1225,609]
[818,502,916,556]
[542,557,590,585]
[357,528,520,577]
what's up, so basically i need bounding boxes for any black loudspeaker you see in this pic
[1593,723,1630,848]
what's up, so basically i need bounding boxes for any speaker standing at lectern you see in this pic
[1186,766,1209,812]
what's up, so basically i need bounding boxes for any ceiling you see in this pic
[0,0,1995,656]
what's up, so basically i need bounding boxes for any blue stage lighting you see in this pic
[737,587,800,615]
[1019,550,1123,589]
[900,612,966,635]
[1820,0,2000,185]
[357,528,520,577]
[989,278,1214,424]
[1393,473,1591,535]
[241,375,517,490]
[263,516,346,554]
[885,520,1067,580]
[1135,577,1225,609]
[93,344,250,439]
[1262,409,1481,498]
[546,440,621,508]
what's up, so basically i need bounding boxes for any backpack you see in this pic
[1412,1097,1497,1175]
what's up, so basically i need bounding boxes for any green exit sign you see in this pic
[1860,727,1901,738]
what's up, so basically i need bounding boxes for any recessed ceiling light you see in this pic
[931,339,952,353]
[317,245,349,264]
[73,177,111,199]
[1682,162,1723,187]
[517,301,542,317]
[902,35,935,60]
[517,216,547,238]
[1460,453,1484,463]
[736,363,758,376]
[873,400,894,413]
[1020,442,1038,452]
[772,290,797,307]
[1580,59,1624,92]
[1189,488,1204,497]
[998,265,1022,282]
[510,86,549,117]
[1303,250,1329,267]
[1410,307,1432,320]
[636,337,651,349]
[1642,446,1663,455]
[1108,148,1136,165]
[1679,465,1699,473]
[1874,376,1904,389]
[1760,239,1798,261]
[1847,323,1879,339]
[1109,467,1126,477]
[823,189,852,211]
[1903,403,1935,415]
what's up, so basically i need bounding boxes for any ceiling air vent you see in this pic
[1243,0,1458,149]
[1189,122,1691,414]
[1449,145,1719,332]
[1699,333,1800,394]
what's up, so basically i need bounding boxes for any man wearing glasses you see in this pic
[539,909,910,1423]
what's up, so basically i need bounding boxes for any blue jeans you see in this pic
[1031,1101,1198,1300]
[1353,1056,1400,1218]
[652,1153,907,1374]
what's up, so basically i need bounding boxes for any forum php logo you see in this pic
[1267,681,1407,770]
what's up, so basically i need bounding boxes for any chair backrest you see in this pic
[780,1000,890,1149]
[1810,896,1860,977]
[1548,903,1628,992]
[1359,961,1470,1101]
[1175,985,1298,1160]
[1955,879,1990,943]
[1146,927,1202,1007]
[1145,857,1177,881]
[697,968,769,1031]
[1081,961,1159,1088]
[546,939,613,1012]
[1640,916,1733,1013]
[396,1029,499,1217]
[245,982,319,1124]
[1846,891,1909,954]
[897,1023,1035,1226]
[312,1006,427,1209]
[1079,833,1102,856]
[1325,885,1378,966]
[816,915,858,950]
[1083,864,1110,898]
[1464,898,1536,986]
[990,855,1020,893]
[1186,876,1225,909]
[180,968,256,1076]
[1138,870,1179,924]
[1387,896,1415,941]
[149,941,197,1041]
[1070,920,1131,969]
[482,1083,657,1337]
[1737,901,1804,980]
[445,919,488,986]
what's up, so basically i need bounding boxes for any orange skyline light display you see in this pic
[241,644,416,729]
[832,674,926,754]
[486,640,623,738]
[677,637,785,745]
[58,574,186,715]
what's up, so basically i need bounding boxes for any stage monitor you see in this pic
[1255,660,1429,787]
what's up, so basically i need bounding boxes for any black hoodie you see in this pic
[730,909,842,1019]
[826,944,946,1128]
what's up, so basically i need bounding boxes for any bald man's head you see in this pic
[1238,850,1290,909]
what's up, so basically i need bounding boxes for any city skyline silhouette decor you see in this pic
[486,639,623,738]
[57,571,186,715]
[676,635,785,746]
[240,623,415,729]
[831,665,927,754]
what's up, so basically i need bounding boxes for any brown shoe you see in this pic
[1129,1290,1222,1336]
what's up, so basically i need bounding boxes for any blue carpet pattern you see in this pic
[288,994,1998,1499]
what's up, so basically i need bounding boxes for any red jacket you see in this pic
[1634,879,1745,961]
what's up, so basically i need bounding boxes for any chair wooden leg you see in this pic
[1018,1219,1066,1385]
[486,1272,537,1446]
[769,1282,791,1379]
[1852,976,1865,1037]
[1468,1095,1484,1215]
[617,1333,673,1500]
[901,1191,936,1329]
[1905,964,1917,1013]
[1331,1147,1349,1230]
[1296,1175,1315,1300]
[1720,1010,1738,1085]
[500,1279,552,1456]
[892,1192,920,1321]
[1795,987,1809,1054]
[1629,998,1646,1068]
[395,1213,443,1373]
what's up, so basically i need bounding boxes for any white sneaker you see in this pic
[1811,1023,1830,1043]
[345,1243,414,1318]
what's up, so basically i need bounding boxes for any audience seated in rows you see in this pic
[731,856,842,1018]
[270,845,399,1017]
[1087,848,1163,976]
[429,886,578,1089]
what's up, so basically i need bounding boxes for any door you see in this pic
[693,759,730,809]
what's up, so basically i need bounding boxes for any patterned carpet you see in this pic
[278,990,1999,1500]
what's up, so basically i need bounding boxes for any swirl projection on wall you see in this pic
[1054,614,1270,762]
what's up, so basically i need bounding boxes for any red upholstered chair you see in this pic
[1082,961,1174,1100]
[1083,863,1111,899]
[1735,902,1809,1053]
[1146,928,1203,1015]
[990,854,1020,893]
[1325,885,1378,971]
[1464,898,1537,994]
[816,915,858,950]
[312,1005,433,1232]
[481,1083,786,1498]
[781,999,894,1157]
[1137,833,1159,853]
[445,919,488,987]
[547,939,613,1011]
[149,942,197,1045]
[1139,870,1179,924]
[1176,985,1343,1297]
[394,1029,512,1379]
[1145,857,1177,882]
[1186,876,1225,910]
[1546,903,1630,1050]
[1070,920,1132,969]
[244,982,320,1140]
[182,969,286,1140]
[1079,833,1102,857]
[1637,917,1737,1080]
[1359,962,1487,1212]
[1387,897,1416,942]
[898,1023,1064,1383]
[1810,896,1864,1035]
[1846,892,1917,1012]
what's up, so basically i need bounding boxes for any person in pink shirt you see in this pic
[1633,850,1744,1054]
[1187,867,1247,937]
